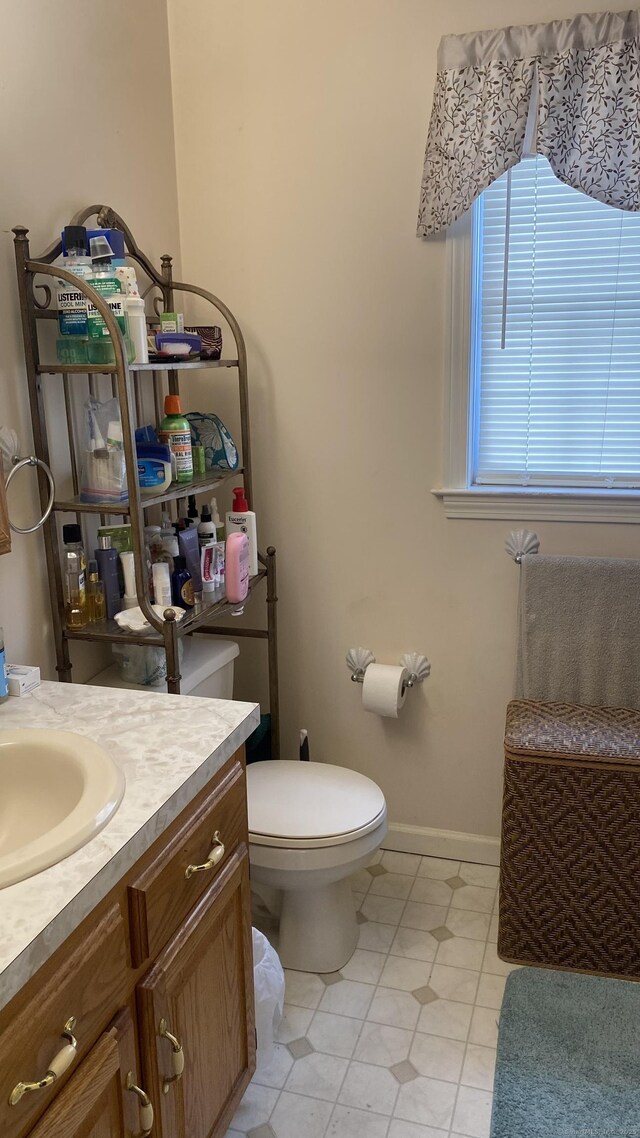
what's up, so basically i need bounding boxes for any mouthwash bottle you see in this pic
[159,395,193,483]
[56,226,91,365]
[86,236,135,366]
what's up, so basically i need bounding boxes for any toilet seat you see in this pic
[247,760,386,849]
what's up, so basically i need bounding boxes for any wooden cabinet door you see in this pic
[137,849,255,1138]
[26,1008,150,1138]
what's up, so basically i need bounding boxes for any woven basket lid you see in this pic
[505,700,640,766]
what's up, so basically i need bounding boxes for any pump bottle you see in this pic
[226,487,258,576]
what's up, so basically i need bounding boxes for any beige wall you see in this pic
[167,0,640,841]
[0,1,181,682]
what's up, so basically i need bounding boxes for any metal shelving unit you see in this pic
[13,204,279,758]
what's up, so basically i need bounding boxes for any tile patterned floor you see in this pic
[227,852,517,1138]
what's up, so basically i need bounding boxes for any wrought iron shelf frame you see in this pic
[13,205,279,758]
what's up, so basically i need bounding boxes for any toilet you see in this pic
[92,637,388,973]
[248,760,387,973]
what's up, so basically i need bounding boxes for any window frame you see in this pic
[432,196,640,523]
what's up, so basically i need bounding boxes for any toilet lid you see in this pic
[247,761,386,845]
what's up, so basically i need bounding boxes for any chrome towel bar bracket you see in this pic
[505,529,540,564]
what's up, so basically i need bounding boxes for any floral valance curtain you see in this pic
[417,9,640,237]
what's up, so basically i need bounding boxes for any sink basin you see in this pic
[0,729,125,888]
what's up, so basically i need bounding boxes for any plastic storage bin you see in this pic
[90,635,239,697]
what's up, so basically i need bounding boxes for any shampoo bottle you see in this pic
[95,534,121,619]
[226,487,257,576]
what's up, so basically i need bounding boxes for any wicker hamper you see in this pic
[499,699,640,979]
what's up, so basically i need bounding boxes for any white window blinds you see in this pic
[472,155,640,488]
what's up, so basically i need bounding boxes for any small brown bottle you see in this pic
[87,559,106,624]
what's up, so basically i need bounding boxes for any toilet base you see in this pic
[277,877,358,973]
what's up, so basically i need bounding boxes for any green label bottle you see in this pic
[159,394,193,483]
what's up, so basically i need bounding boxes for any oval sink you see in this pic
[0,729,125,889]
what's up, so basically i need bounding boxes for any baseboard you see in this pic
[383,822,500,866]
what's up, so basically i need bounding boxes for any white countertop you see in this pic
[0,682,259,1013]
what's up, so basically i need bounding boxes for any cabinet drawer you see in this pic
[0,903,128,1138]
[128,759,247,966]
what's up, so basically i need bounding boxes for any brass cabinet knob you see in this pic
[9,1017,78,1106]
[185,831,225,879]
[159,1018,185,1094]
[126,1071,154,1135]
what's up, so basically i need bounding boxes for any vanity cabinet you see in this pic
[27,1010,145,1138]
[0,749,255,1138]
[137,854,253,1138]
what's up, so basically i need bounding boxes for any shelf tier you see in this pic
[66,569,267,647]
[54,467,244,516]
[36,359,239,374]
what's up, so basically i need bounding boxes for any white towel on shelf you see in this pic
[515,554,640,709]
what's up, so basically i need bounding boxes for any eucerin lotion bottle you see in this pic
[225,487,258,577]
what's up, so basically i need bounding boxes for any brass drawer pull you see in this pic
[185,831,225,879]
[159,1018,185,1094]
[126,1071,154,1135]
[9,1017,78,1106]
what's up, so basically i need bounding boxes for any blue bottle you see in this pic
[0,627,8,703]
[171,556,194,609]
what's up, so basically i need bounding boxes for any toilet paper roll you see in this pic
[361,663,408,718]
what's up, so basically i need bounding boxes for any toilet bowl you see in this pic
[92,645,387,972]
[248,761,387,973]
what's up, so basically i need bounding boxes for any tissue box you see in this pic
[7,664,41,696]
[499,699,640,979]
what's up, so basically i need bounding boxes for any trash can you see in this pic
[252,928,285,1070]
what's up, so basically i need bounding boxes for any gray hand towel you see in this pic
[516,554,640,708]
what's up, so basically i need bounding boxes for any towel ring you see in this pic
[5,456,55,534]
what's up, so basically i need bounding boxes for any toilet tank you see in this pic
[90,637,239,698]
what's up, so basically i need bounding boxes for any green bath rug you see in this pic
[491,966,640,1138]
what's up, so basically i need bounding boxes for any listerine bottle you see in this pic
[86,236,135,366]
[56,225,91,365]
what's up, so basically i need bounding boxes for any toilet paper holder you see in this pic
[346,648,431,692]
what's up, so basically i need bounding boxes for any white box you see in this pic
[7,664,41,696]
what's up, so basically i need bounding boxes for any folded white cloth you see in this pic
[114,604,185,631]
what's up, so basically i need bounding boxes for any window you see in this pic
[437,155,640,521]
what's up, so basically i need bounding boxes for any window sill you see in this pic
[432,487,640,523]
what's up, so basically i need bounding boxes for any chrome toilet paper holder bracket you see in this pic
[346,648,431,692]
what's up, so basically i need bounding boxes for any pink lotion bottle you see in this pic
[225,532,250,603]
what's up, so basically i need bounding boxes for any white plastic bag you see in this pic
[252,928,285,1071]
